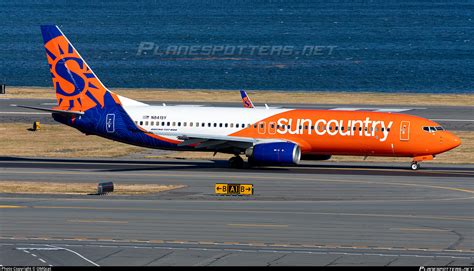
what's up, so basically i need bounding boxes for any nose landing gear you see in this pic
[410,155,434,170]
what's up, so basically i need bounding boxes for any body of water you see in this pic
[0,0,473,93]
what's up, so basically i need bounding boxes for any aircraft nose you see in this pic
[445,132,461,150]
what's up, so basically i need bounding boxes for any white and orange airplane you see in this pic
[20,25,461,170]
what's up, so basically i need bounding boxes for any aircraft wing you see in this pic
[154,131,286,152]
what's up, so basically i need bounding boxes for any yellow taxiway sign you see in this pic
[215,183,253,195]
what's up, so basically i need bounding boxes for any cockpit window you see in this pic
[423,126,444,132]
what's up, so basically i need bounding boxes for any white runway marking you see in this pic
[330,107,416,112]
[17,248,54,266]
[45,244,100,266]
[431,119,474,122]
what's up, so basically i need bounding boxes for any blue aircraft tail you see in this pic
[240,89,255,108]
[40,25,177,149]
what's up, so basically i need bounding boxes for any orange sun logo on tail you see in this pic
[43,27,107,112]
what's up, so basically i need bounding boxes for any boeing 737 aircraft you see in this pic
[21,25,462,170]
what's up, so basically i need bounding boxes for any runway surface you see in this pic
[1,98,473,131]
[1,157,474,266]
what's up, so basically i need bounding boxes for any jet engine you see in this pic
[246,142,301,165]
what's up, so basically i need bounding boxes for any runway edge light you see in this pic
[215,183,254,195]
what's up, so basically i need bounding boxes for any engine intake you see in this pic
[246,142,301,165]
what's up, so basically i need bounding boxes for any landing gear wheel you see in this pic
[411,162,420,170]
[229,156,244,169]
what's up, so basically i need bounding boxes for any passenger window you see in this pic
[139,121,143,125]
[167,122,170,126]
[145,121,149,126]
[230,123,233,128]
[236,124,239,128]
[214,123,217,127]
[177,122,181,127]
[183,122,187,127]
[225,123,228,128]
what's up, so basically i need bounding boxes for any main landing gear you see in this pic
[229,155,244,169]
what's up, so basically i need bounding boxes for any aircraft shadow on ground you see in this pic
[1,156,472,178]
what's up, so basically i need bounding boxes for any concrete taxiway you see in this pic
[1,157,473,266]
[1,98,473,131]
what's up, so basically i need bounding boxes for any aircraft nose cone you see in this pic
[446,132,461,150]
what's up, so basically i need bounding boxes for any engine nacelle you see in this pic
[301,154,332,161]
[246,142,301,165]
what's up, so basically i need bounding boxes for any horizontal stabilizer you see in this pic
[13,105,84,116]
